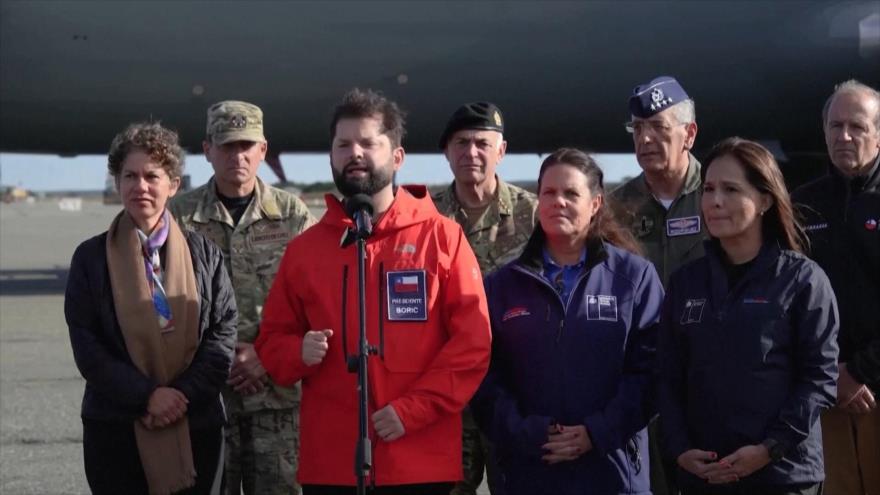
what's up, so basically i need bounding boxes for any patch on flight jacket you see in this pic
[666,216,701,237]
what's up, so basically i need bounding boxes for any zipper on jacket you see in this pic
[378,261,385,359]
[511,265,591,344]
[627,437,642,473]
[341,264,350,368]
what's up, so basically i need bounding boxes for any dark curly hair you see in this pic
[330,88,407,148]
[107,122,185,179]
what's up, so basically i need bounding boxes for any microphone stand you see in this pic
[346,221,377,495]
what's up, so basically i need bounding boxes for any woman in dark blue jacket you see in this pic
[473,148,664,495]
[65,123,237,494]
[658,138,839,495]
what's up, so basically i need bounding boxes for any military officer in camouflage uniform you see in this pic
[608,76,706,495]
[169,101,315,495]
[432,102,537,495]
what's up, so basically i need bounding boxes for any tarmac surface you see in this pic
[0,200,113,494]
[0,199,490,494]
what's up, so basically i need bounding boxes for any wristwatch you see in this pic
[761,438,785,463]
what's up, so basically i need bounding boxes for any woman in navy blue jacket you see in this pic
[472,148,664,495]
[658,138,839,495]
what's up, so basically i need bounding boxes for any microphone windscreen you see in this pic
[345,194,374,218]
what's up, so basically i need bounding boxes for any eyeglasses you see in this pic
[624,120,687,135]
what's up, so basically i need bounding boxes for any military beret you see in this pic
[439,102,504,149]
[206,100,265,144]
[629,76,690,118]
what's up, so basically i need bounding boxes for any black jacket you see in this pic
[64,229,237,430]
[793,159,880,393]
[659,241,839,487]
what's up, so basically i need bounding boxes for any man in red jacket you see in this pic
[255,88,492,495]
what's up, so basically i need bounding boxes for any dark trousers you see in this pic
[303,483,454,495]
[681,482,821,495]
[82,418,223,495]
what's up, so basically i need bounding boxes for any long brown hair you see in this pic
[538,148,642,255]
[702,137,808,253]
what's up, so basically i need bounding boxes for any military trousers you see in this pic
[225,407,299,495]
[450,406,504,495]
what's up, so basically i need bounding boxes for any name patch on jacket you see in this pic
[680,299,706,324]
[586,295,618,321]
[387,270,427,321]
[666,216,701,237]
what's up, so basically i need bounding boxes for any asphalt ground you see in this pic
[0,199,489,494]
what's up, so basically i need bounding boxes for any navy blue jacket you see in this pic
[793,160,880,394]
[472,231,664,495]
[658,241,839,488]
[64,229,237,430]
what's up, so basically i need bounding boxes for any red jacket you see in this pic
[255,185,491,486]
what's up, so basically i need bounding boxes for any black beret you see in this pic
[439,102,504,149]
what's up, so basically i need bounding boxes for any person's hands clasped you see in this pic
[677,449,724,480]
[541,424,592,464]
[302,329,333,366]
[706,444,771,484]
[142,386,188,429]
[228,342,268,396]
[372,404,405,442]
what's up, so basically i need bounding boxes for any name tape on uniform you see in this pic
[666,216,700,237]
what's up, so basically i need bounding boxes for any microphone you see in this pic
[344,194,374,241]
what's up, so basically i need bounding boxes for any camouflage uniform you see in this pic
[433,177,537,495]
[433,178,538,274]
[170,176,315,495]
[609,153,706,286]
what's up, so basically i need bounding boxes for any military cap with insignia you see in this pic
[439,101,504,149]
[629,76,690,118]
[206,100,266,144]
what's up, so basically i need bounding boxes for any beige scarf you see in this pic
[106,211,200,495]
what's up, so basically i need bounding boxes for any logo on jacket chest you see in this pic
[502,306,531,322]
[586,295,618,321]
[387,270,427,321]
[680,298,706,324]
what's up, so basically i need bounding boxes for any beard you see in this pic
[332,159,395,197]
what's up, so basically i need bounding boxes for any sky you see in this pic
[0,152,642,192]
